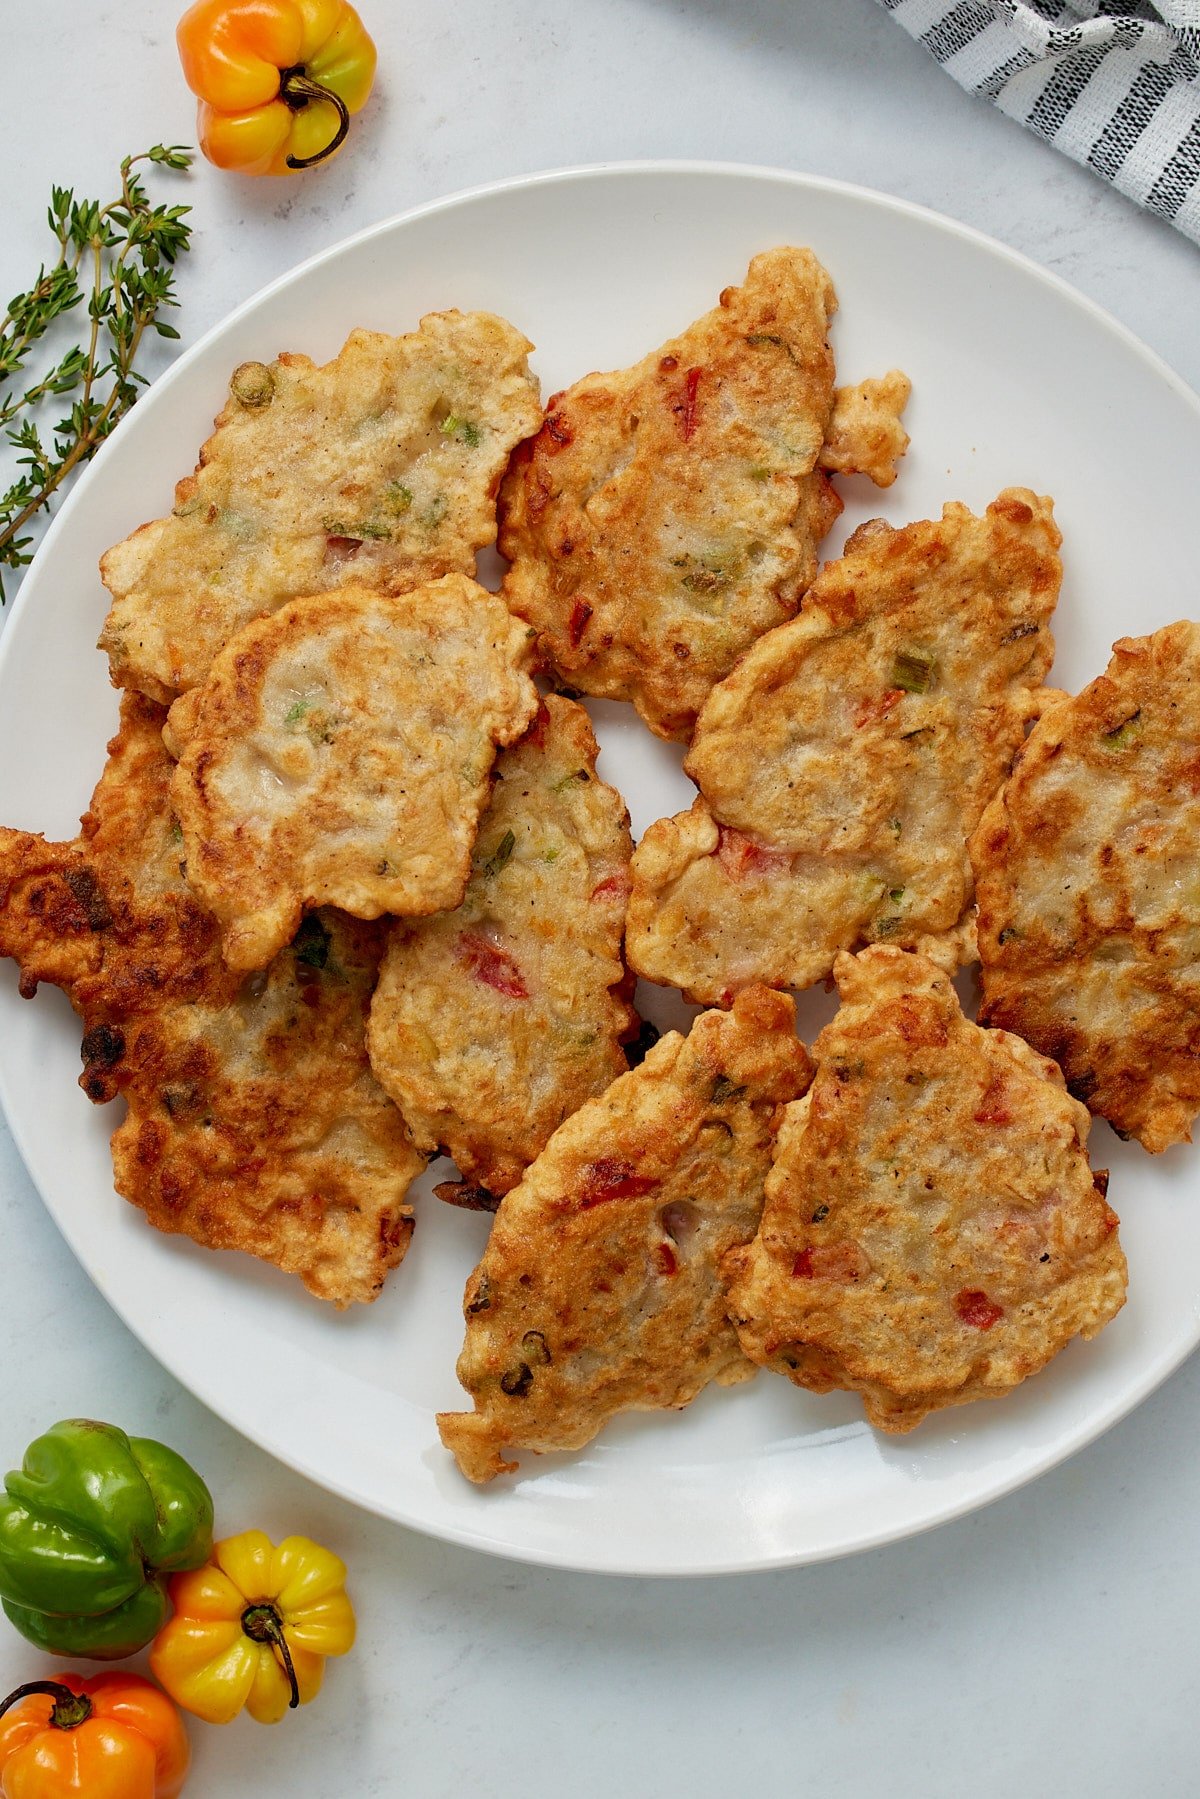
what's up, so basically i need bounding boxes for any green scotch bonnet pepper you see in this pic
[0,1419,214,1659]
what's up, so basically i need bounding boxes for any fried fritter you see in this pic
[437,985,812,1483]
[99,313,542,701]
[498,247,910,742]
[367,695,635,1201]
[627,490,1061,1004]
[726,948,1127,1432]
[167,577,539,972]
[819,372,912,489]
[0,696,424,1305]
[973,621,1200,1152]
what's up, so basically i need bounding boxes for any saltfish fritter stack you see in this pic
[438,986,812,1483]
[973,620,1200,1152]
[499,247,910,742]
[0,696,425,1305]
[99,313,542,701]
[627,490,1061,1004]
[726,948,1127,1431]
[367,695,636,1205]
[167,576,539,972]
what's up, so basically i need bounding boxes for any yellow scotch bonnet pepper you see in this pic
[177,0,377,176]
[149,1532,355,1725]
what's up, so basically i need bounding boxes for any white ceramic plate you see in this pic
[1,164,1198,1576]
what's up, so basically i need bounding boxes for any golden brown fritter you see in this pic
[99,313,542,702]
[438,986,812,1483]
[167,576,538,972]
[973,621,1200,1152]
[498,247,910,742]
[726,948,1127,1432]
[0,695,226,1058]
[0,696,424,1305]
[819,373,912,489]
[627,490,1061,1004]
[367,695,635,1202]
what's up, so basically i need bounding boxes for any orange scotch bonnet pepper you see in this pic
[149,1532,355,1726]
[0,1673,189,1799]
[177,0,377,176]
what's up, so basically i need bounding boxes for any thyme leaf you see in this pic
[0,145,193,602]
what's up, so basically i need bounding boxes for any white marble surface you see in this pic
[3,3,1199,1794]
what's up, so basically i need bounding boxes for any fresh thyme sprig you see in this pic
[0,144,193,602]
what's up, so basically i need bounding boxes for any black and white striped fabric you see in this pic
[877,1,1200,241]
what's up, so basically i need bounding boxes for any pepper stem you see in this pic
[241,1604,301,1710]
[277,67,350,170]
[0,1682,93,1729]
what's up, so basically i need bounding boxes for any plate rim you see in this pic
[1,158,1198,1577]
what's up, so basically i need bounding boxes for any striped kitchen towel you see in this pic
[877,1,1200,241]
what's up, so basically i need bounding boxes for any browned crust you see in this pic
[973,620,1200,1152]
[0,696,423,1304]
[627,490,1061,1002]
[368,695,636,1196]
[438,986,813,1482]
[726,948,1127,1431]
[498,247,847,741]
